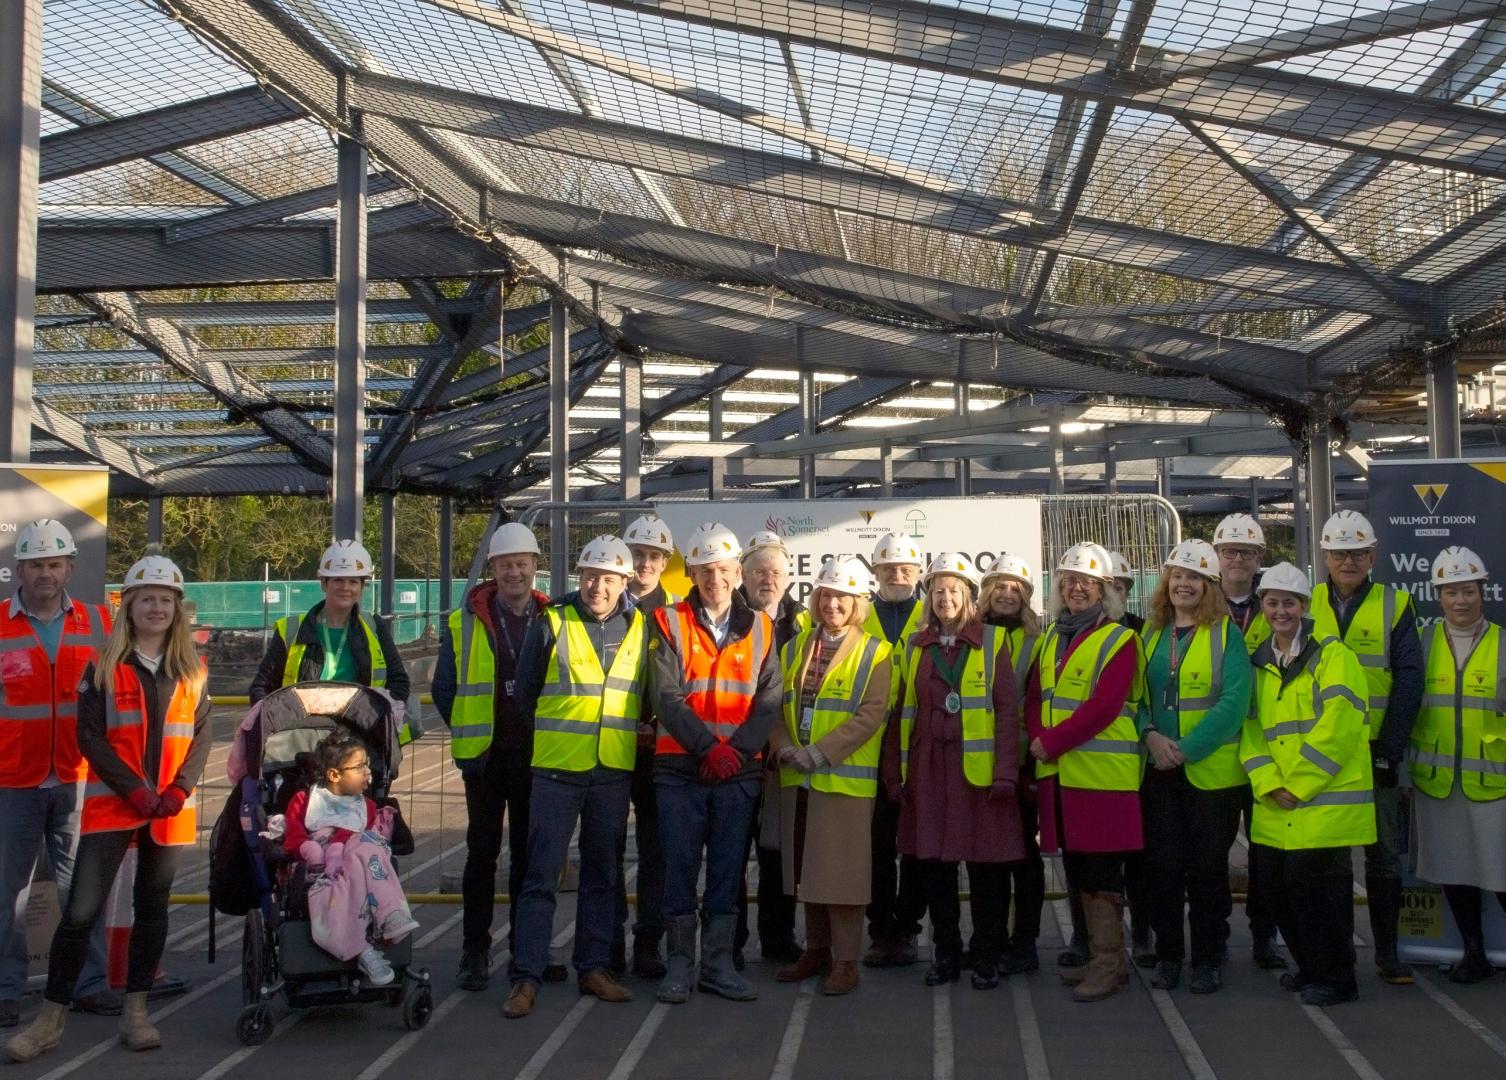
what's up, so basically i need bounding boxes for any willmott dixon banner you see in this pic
[0,464,110,603]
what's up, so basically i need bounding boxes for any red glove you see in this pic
[155,785,187,818]
[699,743,742,783]
[127,787,159,818]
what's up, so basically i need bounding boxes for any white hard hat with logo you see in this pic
[742,530,791,562]
[1164,539,1221,582]
[1213,513,1266,549]
[813,556,872,598]
[1057,542,1115,582]
[1256,561,1312,600]
[871,532,923,567]
[1106,551,1136,583]
[684,522,742,566]
[122,555,186,594]
[15,519,77,561]
[624,514,674,553]
[921,551,980,592]
[319,539,374,578]
[981,552,1035,595]
[487,522,542,559]
[577,535,634,576]
[1433,545,1488,585]
[1320,510,1376,551]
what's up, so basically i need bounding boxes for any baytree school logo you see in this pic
[1412,483,1449,514]
[905,509,928,538]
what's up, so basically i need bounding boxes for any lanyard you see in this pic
[318,616,351,678]
[494,599,534,666]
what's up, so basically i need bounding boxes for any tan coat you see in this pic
[769,627,892,906]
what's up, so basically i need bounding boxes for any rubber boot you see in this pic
[1368,877,1414,985]
[657,915,698,1004]
[1450,934,1495,984]
[6,1000,66,1063]
[1073,892,1128,1003]
[1058,886,1090,967]
[1445,885,1495,984]
[697,914,758,1001]
[119,992,161,1052]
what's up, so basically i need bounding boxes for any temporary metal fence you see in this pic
[1040,494,1182,617]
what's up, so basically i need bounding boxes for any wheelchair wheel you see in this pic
[401,980,433,1030]
[236,1003,275,1046]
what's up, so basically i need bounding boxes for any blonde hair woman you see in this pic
[9,557,211,1063]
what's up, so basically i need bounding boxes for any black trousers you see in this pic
[1142,768,1243,966]
[867,790,927,941]
[1001,797,1044,946]
[735,783,797,951]
[615,748,666,948]
[1442,884,1506,940]
[46,826,178,1004]
[922,859,1009,961]
[1239,786,1277,939]
[461,747,532,955]
[1258,843,1357,994]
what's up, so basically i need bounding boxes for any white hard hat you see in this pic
[1213,513,1266,549]
[742,530,790,562]
[577,535,634,576]
[1320,510,1376,551]
[15,519,77,561]
[122,555,185,594]
[623,514,674,553]
[1106,551,1135,583]
[1057,542,1114,582]
[319,539,374,578]
[487,522,541,560]
[813,556,871,598]
[871,532,923,567]
[684,522,742,567]
[981,552,1035,595]
[1163,539,1221,582]
[1256,561,1312,600]
[921,551,980,592]
[1433,545,1488,585]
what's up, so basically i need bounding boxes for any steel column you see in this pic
[1307,418,1335,577]
[955,382,972,496]
[798,352,816,499]
[549,268,570,594]
[1157,457,1173,501]
[0,0,42,462]
[438,496,454,613]
[332,135,367,542]
[620,352,642,512]
[1104,446,1117,494]
[1048,405,1065,495]
[880,439,894,498]
[146,495,163,553]
[1291,442,1310,578]
[380,492,396,616]
[1427,348,1462,458]
[1249,475,1261,515]
[708,389,725,501]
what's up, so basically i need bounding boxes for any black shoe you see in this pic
[1057,936,1089,968]
[543,963,569,984]
[1000,943,1039,976]
[925,955,961,986]
[1449,949,1495,984]
[1150,960,1181,991]
[0,1000,17,1029]
[1301,983,1358,1007]
[632,936,668,980]
[1132,927,1157,969]
[457,948,491,991]
[608,939,628,977]
[970,959,1000,990]
[1252,934,1288,970]
[761,938,805,965]
[70,990,122,1016]
[1375,951,1414,986]
[1188,965,1221,995]
[1280,971,1308,992]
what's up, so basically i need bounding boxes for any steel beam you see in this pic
[332,136,367,543]
[708,389,725,501]
[955,382,973,497]
[29,400,153,486]
[620,353,642,504]
[1307,419,1335,572]
[1048,405,1065,495]
[146,496,163,552]
[1428,348,1463,458]
[165,172,403,244]
[0,0,41,462]
[438,496,454,612]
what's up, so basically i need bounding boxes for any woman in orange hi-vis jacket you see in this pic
[7,556,212,1065]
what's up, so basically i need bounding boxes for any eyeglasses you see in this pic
[1219,548,1260,562]
[339,761,371,773]
[1327,550,1373,565]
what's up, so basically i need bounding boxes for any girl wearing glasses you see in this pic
[284,731,419,984]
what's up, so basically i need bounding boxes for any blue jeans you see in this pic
[513,767,631,986]
[0,783,110,1001]
[656,776,759,919]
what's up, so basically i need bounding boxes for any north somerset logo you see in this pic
[1412,484,1449,514]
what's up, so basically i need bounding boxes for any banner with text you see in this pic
[0,464,110,603]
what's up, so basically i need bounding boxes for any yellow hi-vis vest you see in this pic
[278,612,411,745]
[531,605,645,772]
[897,626,1007,787]
[1141,618,1244,790]
[447,605,501,762]
[1409,622,1506,801]
[779,627,892,797]
[1311,583,1412,737]
[1241,611,1272,655]
[863,595,926,652]
[1035,621,1145,791]
[1003,625,1041,758]
[1240,635,1375,849]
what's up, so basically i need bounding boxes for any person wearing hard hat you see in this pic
[648,523,781,1005]
[8,556,211,1063]
[768,557,893,995]
[1107,552,1145,633]
[979,553,1046,976]
[1211,512,1283,971]
[1312,509,1424,986]
[249,539,412,740]
[1025,542,1146,1003]
[610,514,679,980]
[1135,540,1253,995]
[0,521,116,1031]
[882,552,1023,990]
[863,531,930,969]
[1409,547,1506,984]
[432,521,563,993]
[733,530,804,969]
[501,537,648,1019]
[1240,562,1373,1007]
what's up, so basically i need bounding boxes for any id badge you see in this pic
[800,707,815,741]
[1161,683,1177,712]
[505,678,516,696]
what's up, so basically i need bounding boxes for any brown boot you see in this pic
[777,947,832,983]
[502,982,537,1019]
[5,1000,66,1063]
[578,970,633,1003]
[1073,892,1128,1003]
[118,992,161,1052]
[821,961,860,996]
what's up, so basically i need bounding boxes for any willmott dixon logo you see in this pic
[859,510,877,525]
[1412,483,1449,514]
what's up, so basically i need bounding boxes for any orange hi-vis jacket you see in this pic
[81,665,201,846]
[653,601,774,756]
[0,597,110,787]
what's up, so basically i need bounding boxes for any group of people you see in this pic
[4,498,1503,1059]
